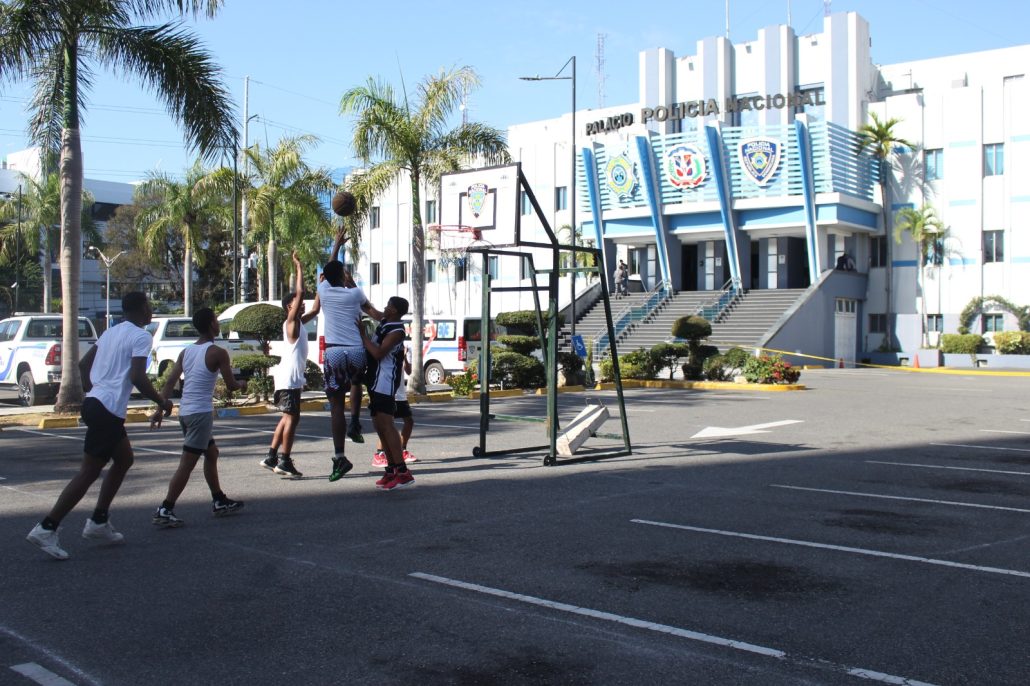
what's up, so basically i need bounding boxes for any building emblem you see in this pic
[664,144,706,189]
[466,182,489,218]
[604,153,638,202]
[738,137,782,186]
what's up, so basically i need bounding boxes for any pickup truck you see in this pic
[146,316,255,377]
[0,314,99,406]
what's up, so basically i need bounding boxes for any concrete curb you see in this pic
[594,379,806,392]
[469,388,524,400]
[215,405,271,418]
[534,385,587,395]
[38,416,79,429]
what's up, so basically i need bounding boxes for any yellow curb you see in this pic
[534,385,586,395]
[410,393,453,403]
[469,388,524,400]
[299,400,329,412]
[237,405,270,416]
[38,416,79,429]
[125,412,151,424]
[594,379,806,392]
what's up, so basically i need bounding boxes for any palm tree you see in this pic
[858,113,916,351]
[341,66,510,393]
[894,204,947,348]
[0,0,236,412]
[135,160,228,316]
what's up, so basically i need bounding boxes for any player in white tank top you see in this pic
[149,308,247,527]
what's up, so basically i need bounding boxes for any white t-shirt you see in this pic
[86,321,154,418]
[317,279,369,346]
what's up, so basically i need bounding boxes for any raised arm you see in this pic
[329,226,348,263]
[285,252,304,343]
[361,300,384,322]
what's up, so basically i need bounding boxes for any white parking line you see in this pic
[866,460,1030,477]
[930,442,1030,453]
[631,519,1030,579]
[770,484,1030,514]
[0,625,99,686]
[10,429,179,455]
[10,663,76,686]
[979,429,1030,435]
[410,572,938,685]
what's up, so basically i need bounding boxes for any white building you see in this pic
[356,11,1029,361]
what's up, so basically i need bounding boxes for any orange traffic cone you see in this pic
[913,355,920,369]
[838,358,844,368]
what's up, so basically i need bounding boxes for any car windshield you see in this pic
[24,318,94,339]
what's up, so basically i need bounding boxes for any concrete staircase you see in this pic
[617,291,712,352]
[708,289,807,350]
[557,293,650,353]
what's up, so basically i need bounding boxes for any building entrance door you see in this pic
[682,244,698,291]
[834,298,857,365]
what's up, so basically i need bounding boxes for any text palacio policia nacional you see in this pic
[585,89,826,135]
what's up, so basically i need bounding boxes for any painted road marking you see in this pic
[410,572,938,686]
[631,519,1030,579]
[770,484,1030,514]
[979,429,1030,436]
[10,429,179,455]
[930,442,1030,453]
[10,663,76,686]
[691,419,803,439]
[866,460,1030,477]
[0,625,100,686]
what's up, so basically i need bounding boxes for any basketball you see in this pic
[331,191,357,217]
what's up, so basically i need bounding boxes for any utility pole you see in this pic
[240,75,251,302]
[15,184,21,311]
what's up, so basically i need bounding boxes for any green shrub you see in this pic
[648,342,690,379]
[497,334,540,356]
[742,354,801,384]
[304,360,324,391]
[723,347,752,370]
[600,348,659,381]
[234,353,280,401]
[446,371,479,396]
[557,351,584,384]
[940,333,983,355]
[232,304,286,350]
[671,315,712,341]
[496,309,564,334]
[493,351,546,388]
[992,331,1030,355]
[703,354,730,381]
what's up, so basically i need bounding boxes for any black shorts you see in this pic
[393,400,412,419]
[274,389,302,416]
[81,397,127,460]
[368,391,396,418]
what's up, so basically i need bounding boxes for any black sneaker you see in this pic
[260,454,278,471]
[152,506,184,528]
[212,497,244,517]
[329,456,353,482]
[273,456,302,478]
[347,421,364,444]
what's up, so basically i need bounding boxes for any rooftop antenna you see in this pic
[595,33,607,109]
[460,79,469,126]
[725,0,730,39]
[824,0,831,16]
[787,0,791,26]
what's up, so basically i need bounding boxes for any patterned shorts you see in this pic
[322,345,366,397]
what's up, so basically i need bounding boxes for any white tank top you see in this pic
[273,321,309,390]
[179,342,218,416]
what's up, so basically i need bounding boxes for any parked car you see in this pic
[146,316,255,377]
[0,314,98,406]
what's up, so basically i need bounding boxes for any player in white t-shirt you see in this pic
[26,292,174,561]
[306,228,382,481]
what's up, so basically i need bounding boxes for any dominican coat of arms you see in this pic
[664,144,707,189]
[738,137,782,187]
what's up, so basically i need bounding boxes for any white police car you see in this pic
[0,314,98,406]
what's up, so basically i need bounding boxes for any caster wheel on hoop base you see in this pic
[472,446,483,458]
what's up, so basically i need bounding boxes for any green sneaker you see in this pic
[329,456,353,482]
[347,421,364,444]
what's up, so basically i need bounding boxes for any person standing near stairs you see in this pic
[613,261,626,298]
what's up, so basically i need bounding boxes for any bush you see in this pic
[493,351,546,388]
[742,354,801,384]
[232,304,286,350]
[304,359,324,391]
[991,331,1030,355]
[497,334,540,356]
[496,309,564,334]
[650,342,691,379]
[600,348,659,381]
[723,347,752,370]
[671,315,712,341]
[703,354,731,381]
[446,371,479,396]
[940,333,983,355]
[234,353,280,401]
[557,351,584,385]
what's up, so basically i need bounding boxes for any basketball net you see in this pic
[427,224,485,269]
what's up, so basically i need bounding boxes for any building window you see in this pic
[870,236,887,268]
[984,143,1004,176]
[370,206,381,229]
[869,313,887,334]
[455,259,467,283]
[487,256,499,280]
[425,200,437,225]
[520,191,532,216]
[426,259,436,284]
[554,186,567,211]
[397,261,407,284]
[982,314,1004,333]
[926,314,943,333]
[370,262,381,285]
[983,230,1004,263]
[925,149,943,181]
[521,258,533,280]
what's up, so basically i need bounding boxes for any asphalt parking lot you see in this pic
[2,369,1029,685]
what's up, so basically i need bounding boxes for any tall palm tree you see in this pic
[858,112,915,351]
[135,160,228,316]
[224,136,335,300]
[341,67,510,393]
[894,204,947,348]
[0,0,236,412]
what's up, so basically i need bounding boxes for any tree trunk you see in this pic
[881,164,894,351]
[408,174,426,394]
[256,249,265,302]
[267,238,277,302]
[54,128,84,413]
[41,225,51,312]
[183,240,192,317]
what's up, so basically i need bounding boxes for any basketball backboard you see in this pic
[439,164,520,247]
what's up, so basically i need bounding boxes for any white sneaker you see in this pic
[27,524,69,560]
[82,519,125,544]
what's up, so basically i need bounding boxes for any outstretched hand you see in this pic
[291,250,301,267]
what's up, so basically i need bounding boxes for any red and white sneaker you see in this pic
[372,450,388,467]
[380,470,415,490]
[402,450,416,463]
[375,469,395,489]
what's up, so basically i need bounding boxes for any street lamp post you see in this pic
[520,56,577,337]
[90,247,126,330]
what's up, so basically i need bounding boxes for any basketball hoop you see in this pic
[427,224,486,269]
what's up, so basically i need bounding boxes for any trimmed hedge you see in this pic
[992,331,1030,355]
[940,333,983,355]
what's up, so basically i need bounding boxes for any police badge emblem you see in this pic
[738,137,782,187]
[665,144,706,189]
[466,182,489,218]
[604,153,638,202]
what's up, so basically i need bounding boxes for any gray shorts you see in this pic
[179,412,215,455]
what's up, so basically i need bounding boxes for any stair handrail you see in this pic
[592,279,672,358]
[694,277,741,322]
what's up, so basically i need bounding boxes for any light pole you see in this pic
[520,56,577,336]
[90,247,126,330]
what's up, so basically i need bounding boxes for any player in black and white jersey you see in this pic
[358,296,413,491]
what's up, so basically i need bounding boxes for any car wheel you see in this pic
[424,362,446,386]
[18,371,38,407]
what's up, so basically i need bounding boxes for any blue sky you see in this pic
[1,0,1027,183]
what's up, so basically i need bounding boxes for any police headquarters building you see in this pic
[357,11,1029,364]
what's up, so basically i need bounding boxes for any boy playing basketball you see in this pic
[372,342,416,466]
